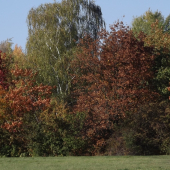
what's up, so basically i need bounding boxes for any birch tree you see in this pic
[26,0,105,101]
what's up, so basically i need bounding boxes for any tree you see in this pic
[124,99,170,155]
[0,39,13,54]
[0,86,8,124]
[0,51,8,90]
[12,44,28,69]
[0,51,14,90]
[26,0,105,101]
[70,22,159,155]
[131,9,170,35]
[0,62,86,156]
[131,10,170,100]
[0,63,55,156]
[1,64,54,133]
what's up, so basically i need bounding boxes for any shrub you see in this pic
[124,100,170,155]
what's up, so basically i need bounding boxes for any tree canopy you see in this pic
[70,22,159,154]
[131,9,170,99]
[131,9,170,35]
[2,4,170,157]
[26,0,105,101]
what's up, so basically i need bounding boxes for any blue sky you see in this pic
[1,0,170,52]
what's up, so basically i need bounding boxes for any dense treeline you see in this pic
[0,2,170,156]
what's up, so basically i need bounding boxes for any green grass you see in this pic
[0,156,170,170]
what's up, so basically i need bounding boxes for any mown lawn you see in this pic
[0,155,170,170]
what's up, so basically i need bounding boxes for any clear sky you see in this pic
[1,0,170,52]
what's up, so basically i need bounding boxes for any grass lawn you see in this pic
[0,155,170,170]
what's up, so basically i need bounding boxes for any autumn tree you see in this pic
[13,44,27,68]
[70,21,159,155]
[0,63,54,136]
[0,49,85,156]
[0,50,13,126]
[0,63,87,156]
[26,0,105,101]
[132,10,170,99]
[0,51,17,156]
[0,62,56,156]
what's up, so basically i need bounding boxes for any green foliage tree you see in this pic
[26,0,105,101]
[131,9,170,100]
[132,9,170,35]
[124,100,170,155]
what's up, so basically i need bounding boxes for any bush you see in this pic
[24,98,88,156]
[124,100,170,155]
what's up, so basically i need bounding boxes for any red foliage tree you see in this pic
[1,64,54,133]
[70,22,159,155]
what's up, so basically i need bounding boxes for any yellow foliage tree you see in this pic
[13,44,27,68]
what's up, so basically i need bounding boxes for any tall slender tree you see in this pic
[26,0,105,101]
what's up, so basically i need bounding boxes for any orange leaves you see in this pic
[0,85,5,96]
[6,82,52,117]
[11,64,34,78]
[0,63,54,132]
[2,119,23,133]
[167,86,170,92]
[167,86,170,100]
